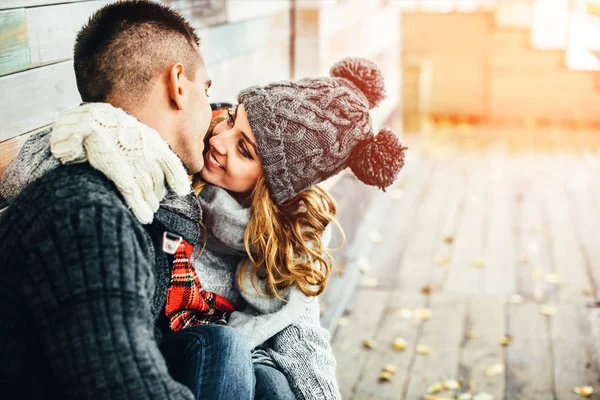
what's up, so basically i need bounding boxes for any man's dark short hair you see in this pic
[74,0,201,105]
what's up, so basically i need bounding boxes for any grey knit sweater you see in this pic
[190,185,341,400]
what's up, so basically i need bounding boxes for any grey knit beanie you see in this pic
[238,57,407,204]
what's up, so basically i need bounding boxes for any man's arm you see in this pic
[20,203,193,399]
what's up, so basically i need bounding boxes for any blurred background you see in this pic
[1,0,599,399]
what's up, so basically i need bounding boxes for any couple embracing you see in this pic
[0,1,406,399]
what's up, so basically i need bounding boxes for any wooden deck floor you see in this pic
[331,126,600,400]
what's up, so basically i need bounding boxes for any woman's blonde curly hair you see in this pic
[192,110,342,298]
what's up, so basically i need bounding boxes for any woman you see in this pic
[159,57,406,400]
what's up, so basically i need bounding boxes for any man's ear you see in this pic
[168,63,186,110]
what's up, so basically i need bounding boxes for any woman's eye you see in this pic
[237,140,252,159]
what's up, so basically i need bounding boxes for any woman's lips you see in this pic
[205,149,224,171]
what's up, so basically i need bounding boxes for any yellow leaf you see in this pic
[396,309,412,319]
[573,386,594,397]
[473,258,486,269]
[519,254,529,263]
[532,268,542,280]
[378,371,393,382]
[583,288,595,296]
[443,379,461,390]
[485,363,504,376]
[415,308,433,320]
[540,304,556,317]
[427,382,444,394]
[416,344,432,355]
[509,294,524,304]
[499,335,512,346]
[369,231,383,243]
[467,330,479,339]
[392,337,408,351]
[361,277,378,288]
[435,256,451,266]
[382,364,397,374]
[363,338,377,349]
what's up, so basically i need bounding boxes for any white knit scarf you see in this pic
[49,103,191,223]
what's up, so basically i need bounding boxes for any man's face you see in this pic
[177,62,212,174]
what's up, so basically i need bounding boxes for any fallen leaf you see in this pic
[382,364,397,374]
[485,363,504,376]
[361,277,378,288]
[378,371,393,382]
[435,256,451,266]
[427,382,444,394]
[416,344,432,355]
[396,309,412,319]
[473,258,486,269]
[573,386,594,397]
[467,330,479,339]
[392,337,408,351]
[369,231,383,243]
[519,254,529,263]
[444,236,454,245]
[532,267,542,280]
[415,308,433,320]
[509,294,524,304]
[357,257,371,273]
[421,285,433,295]
[499,335,512,346]
[443,379,461,390]
[540,304,556,317]
[337,317,349,327]
[363,338,377,349]
[545,273,560,284]
[583,288,595,296]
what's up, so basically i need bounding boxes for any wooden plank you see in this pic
[552,302,600,400]
[0,9,30,76]
[505,302,554,400]
[203,15,284,65]
[25,1,109,70]
[513,155,553,302]
[352,292,425,400]
[225,0,290,23]
[0,0,84,10]
[0,60,80,142]
[364,157,436,289]
[402,294,466,400]
[331,288,391,400]
[542,153,592,301]
[394,160,455,293]
[0,129,37,178]
[482,147,516,296]
[457,295,506,398]
[444,155,489,294]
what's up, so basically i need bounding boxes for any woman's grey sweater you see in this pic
[195,185,341,400]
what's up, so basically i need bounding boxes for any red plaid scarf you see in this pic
[165,239,235,331]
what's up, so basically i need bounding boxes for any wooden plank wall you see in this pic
[0,0,295,177]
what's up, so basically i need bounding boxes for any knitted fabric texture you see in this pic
[165,239,235,330]
[49,103,191,223]
[238,57,407,204]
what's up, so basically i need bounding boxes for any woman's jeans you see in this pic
[160,325,254,400]
[160,325,295,400]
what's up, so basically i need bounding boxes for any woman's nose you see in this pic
[209,133,228,155]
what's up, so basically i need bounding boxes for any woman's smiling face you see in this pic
[200,104,263,195]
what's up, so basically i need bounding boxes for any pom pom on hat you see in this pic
[330,57,386,109]
[349,128,407,190]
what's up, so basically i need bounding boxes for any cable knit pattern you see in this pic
[50,103,191,224]
[238,57,406,204]
[0,164,194,400]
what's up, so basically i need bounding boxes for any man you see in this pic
[0,1,253,398]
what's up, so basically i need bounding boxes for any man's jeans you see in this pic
[161,325,255,400]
